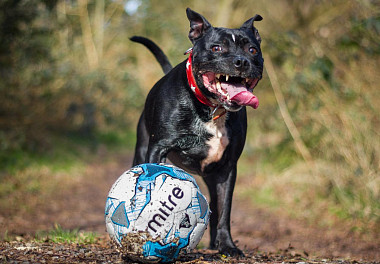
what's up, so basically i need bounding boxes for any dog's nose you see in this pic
[233,56,250,71]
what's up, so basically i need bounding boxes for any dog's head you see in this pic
[186,8,263,112]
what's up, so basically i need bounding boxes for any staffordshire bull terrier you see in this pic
[131,8,263,256]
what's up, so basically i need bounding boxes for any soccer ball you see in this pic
[105,163,210,263]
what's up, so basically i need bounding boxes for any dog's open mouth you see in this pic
[202,72,259,109]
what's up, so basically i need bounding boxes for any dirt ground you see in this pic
[1,152,379,263]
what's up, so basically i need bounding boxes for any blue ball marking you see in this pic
[142,233,191,263]
[111,201,130,228]
[196,192,209,219]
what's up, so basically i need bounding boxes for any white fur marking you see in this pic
[201,117,229,171]
[232,34,236,42]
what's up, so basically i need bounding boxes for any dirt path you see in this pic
[1,151,379,263]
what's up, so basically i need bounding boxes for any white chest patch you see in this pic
[201,118,229,171]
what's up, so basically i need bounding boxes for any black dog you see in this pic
[131,8,263,256]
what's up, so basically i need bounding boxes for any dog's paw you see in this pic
[218,244,245,257]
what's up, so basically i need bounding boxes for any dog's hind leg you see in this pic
[132,111,149,166]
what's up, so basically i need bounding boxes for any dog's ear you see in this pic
[240,14,263,43]
[186,8,212,43]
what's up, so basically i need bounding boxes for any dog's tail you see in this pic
[130,36,173,74]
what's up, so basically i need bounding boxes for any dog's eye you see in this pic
[248,47,257,55]
[211,45,222,52]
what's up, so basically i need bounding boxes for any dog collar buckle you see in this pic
[211,105,227,121]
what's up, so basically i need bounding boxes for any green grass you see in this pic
[0,129,136,174]
[0,128,136,220]
[95,130,136,150]
[243,186,282,209]
[35,224,98,244]
[238,152,380,232]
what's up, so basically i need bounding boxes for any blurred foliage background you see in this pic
[0,0,379,233]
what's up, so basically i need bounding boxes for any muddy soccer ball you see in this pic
[105,163,210,263]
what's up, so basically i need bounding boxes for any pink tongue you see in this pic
[221,83,259,109]
[231,91,259,109]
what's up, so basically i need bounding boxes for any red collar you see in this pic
[186,50,217,108]
[185,49,227,120]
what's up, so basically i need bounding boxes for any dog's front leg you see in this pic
[205,165,244,256]
[145,141,169,163]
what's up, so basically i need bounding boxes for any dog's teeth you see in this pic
[216,74,221,79]
[226,75,229,82]
[246,78,250,83]
[216,80,221,91]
